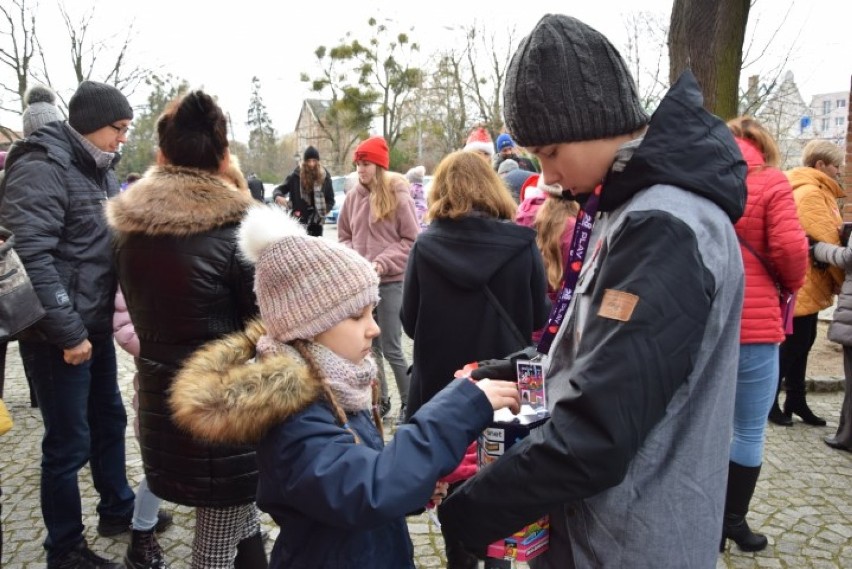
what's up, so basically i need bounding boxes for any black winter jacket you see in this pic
[401,215,550,418]
[107,165,259,507]
[0,122,120,348]
[272,167,335,224]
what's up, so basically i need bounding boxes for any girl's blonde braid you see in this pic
[292,339,361,444]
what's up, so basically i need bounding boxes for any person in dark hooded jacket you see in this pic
[402,150,549,420]
[438,15,747,569]
[401,149,550,569]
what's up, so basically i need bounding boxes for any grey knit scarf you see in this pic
[256,335,375,412]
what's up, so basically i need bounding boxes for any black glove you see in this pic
[469,346,540,381]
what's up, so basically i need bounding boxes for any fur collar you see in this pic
[169,320,322,445]
[107,165,255,237]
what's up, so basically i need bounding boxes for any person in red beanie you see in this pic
[338,136,420,424]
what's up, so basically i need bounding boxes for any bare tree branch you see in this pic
[0,0,37,111]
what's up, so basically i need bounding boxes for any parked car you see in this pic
[423,175,433,198]
[325,176,347,224]
[263,183,276,204]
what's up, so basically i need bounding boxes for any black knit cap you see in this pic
[504,14,650,148]
[68,81,133,135]
[303,146,320,161]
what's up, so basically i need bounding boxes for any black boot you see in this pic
[720,462,768,552]
[234,532,268,569]
[767,401,792,426]
[783,391,826,426]
[379,397,391,419]
[125,528,168,569]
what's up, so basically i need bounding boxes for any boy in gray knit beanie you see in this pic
[439,13,750,569]
[504,14,649,148]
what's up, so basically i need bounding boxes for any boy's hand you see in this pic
[474,379,520,414]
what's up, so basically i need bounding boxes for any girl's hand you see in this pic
[474,379,520,414]
[429,481,449,507]
[372,261,384,276]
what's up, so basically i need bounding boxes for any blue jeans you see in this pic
[133,477,162,531]
[20,338,134,561]
[731,343,778,467]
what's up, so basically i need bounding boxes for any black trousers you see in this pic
[306,222,324,237]
[778,313,819,399]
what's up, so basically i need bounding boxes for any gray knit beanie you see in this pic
[504,14,650,147]
[498,159,519,175]
[405,165,425,184]
[68,81,133,135]
[22,85,62,137]
[238,205,380,343]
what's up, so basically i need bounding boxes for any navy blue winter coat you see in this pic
[167,322,495,569]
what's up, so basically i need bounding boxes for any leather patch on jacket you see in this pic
[598,289,639,322]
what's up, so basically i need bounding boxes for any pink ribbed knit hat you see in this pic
[238,206,380,342]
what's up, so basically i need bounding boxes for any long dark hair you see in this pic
[157,90,228,171]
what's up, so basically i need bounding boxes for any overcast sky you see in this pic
[2,0,849,141]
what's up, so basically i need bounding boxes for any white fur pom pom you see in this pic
[237,205,306,264]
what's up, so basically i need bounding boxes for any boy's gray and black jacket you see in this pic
[439,72,748,568]
[0,122,120,348]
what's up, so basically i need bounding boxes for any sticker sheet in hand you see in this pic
[516,359,546,414]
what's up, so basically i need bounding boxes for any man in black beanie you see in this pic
[439,14,748,568]
[0,80,156,568]
[272,145,335,237]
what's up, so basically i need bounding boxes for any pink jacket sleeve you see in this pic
[113,287,140,357]
[373,188,420,279]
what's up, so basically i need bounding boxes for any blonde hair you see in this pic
[292,339,383,440]
[367,167,401,222]
[802,139,844,169]
[727,116,781,168]
[534,197,579,290]
[427,151,517,221]
[221,154,249,194]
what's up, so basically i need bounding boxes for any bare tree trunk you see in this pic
[668,0,750,119]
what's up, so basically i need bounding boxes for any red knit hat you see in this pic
[353,136,390,170]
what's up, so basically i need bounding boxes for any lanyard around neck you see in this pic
[536,185,602,355]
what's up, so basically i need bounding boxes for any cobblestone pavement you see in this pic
[3,343,851,569]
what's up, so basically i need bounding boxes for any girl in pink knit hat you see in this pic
[169,205,520,569]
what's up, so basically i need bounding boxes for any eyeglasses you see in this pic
[107,124,130,135]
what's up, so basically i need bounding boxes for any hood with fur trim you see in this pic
[169,320,322,446]
[107,165,255,237]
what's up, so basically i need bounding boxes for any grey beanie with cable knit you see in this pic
[504,14,649,147]
[68,81,133,135]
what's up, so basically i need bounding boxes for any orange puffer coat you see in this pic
[734,139,807,343]
[788,167,845,316]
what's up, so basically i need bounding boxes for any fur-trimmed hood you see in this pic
[169,320,322,445]
[107,165,255,237]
